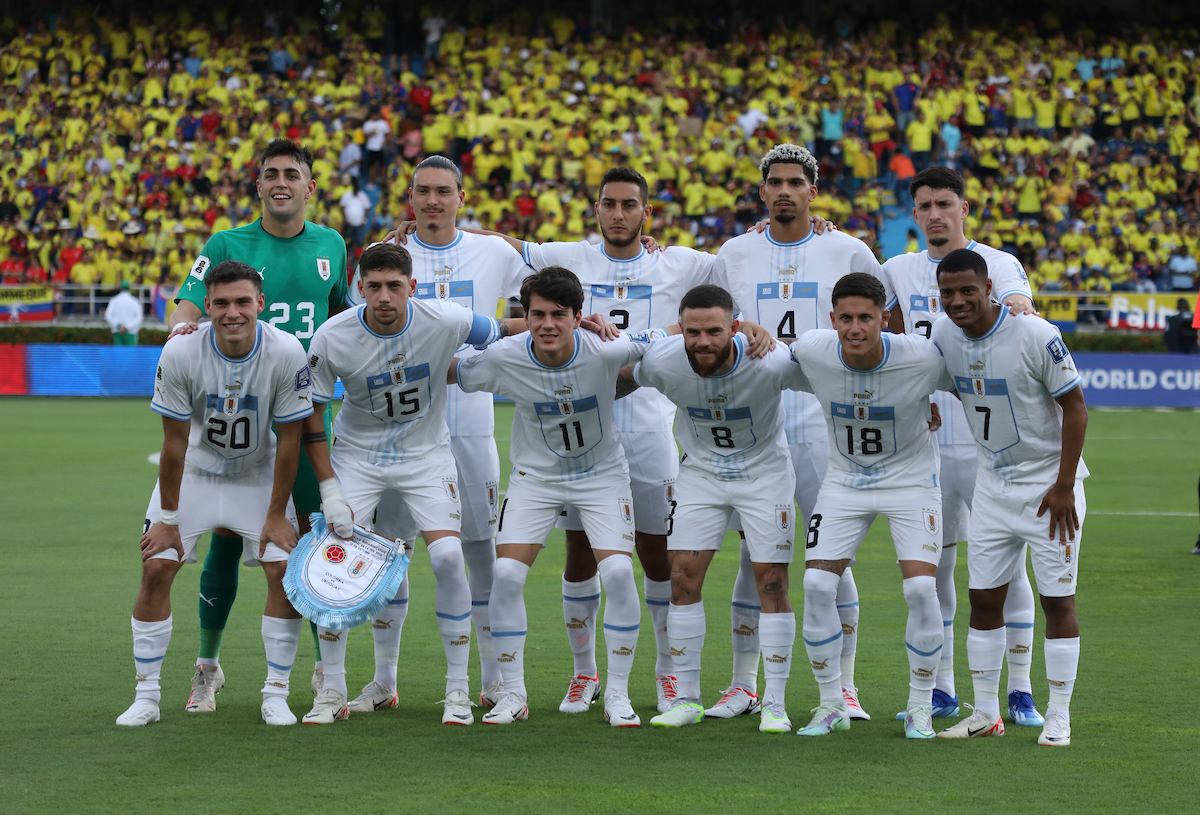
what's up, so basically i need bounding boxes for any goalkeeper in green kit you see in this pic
[168,139,348,712]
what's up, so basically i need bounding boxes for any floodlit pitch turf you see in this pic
[2,397,1197,814]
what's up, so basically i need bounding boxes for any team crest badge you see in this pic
[387,354,407,385]
[442,478,459,502]
[618,498,634,525]
[223,379,242,416]
[486,481,499,519]
[852,390,871,422]
[554,385,574,415]
[433,266,453,300]
[777,266,796,302]
[776,506,791,532]
[347,555,373,578]
[316,258,331,281]
[323,543,347,564]
[708,395,727,422]
[614,283,630,302]
[927,283,941,313]
[665,482,675,503]
[923,508,939,535]
[972,377,986,397]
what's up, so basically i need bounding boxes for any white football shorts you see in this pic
[498,469,636,554]
[668,466,797,564]
[332,444,462,537]
[939,443,978,546]
[560,430,677,536]
[804,483,943,566]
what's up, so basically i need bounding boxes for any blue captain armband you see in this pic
[467,314,503,349]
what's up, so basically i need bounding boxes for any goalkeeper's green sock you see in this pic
[310,620,323,666]
[197,532,243,664]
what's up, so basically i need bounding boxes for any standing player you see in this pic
[884,166,1045,726]
[705,144,889,722]
[298,242,521,725]
[932,249,1088,747]
[117,261,313,727]
[450,267,664,727]
[790,273,953,739]
[628,285,807,733]
[169,139,348,711]
[342,156,534,713]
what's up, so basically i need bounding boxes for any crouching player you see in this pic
[626,285,808,732]
[118,260,314,727]
[932,248,1088,747]
[791,273,953,739]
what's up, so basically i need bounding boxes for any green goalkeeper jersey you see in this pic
[178,219,348,350]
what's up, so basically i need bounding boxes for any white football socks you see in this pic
[730,541,761,693]
[966,626,1006,720]
[462,539,500,688]
[562,574,601,677]
[667,601,705,700]
[597,554,639,699]
[316,625,349,697]
[1044,636,1080,714]
[131,616,172,703]
[261,616,302,698]
[644,576,673,677]
[759,611,796,707]
[936,545,958,696]
[428,536,472,695]
[802,569,843,702]
[371,575,409,689]
[836,567,860,690]
[902,576,943,707]
[489,557,530,699]
[1004,562,1036,694]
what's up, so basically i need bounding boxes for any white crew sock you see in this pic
[730,540,761,692]
[936,545,958,696]
[802,569,843,702]
[463,539,500,688]
[597,554,640,699]
[562,574,601,677]
[966,627,1006,720]
[644,576,673,677]
[261,616,302,698]
[1044,636,1080,714]
[902,576,943,707]
[667,602,705,700]
[132,616,172,703]
[316,625,349,697]
[428,536,472,695]
[1004,556,1036,694]
[759,611,796,707]
[371,574,409,689]
[489,557,530,699]
[837,567,860,690]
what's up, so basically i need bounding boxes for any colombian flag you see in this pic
[0,285,54,322]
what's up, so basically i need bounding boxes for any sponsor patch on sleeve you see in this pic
[309,353,322,374]
[1045,336,1069,364]
[189,255,211,281]
[295,367,312,390]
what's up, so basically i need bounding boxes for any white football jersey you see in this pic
[523,240,716,434]
[931,310,1090,486]
[883,239,1034,446]
[347,231,532,437]
[710,227,891,445]
[456,328,664,482]
[633,334,804,482]
[790,331,953,490]
[151,323,313,477]
[308,300,501,466]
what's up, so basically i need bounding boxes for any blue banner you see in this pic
[1074,352,1200,407]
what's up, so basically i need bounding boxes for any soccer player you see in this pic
[117,260,314,727]
[628,285,807,733]
[450,267,664,727]
[706,143,889,721]
[790,273,953,739]
[298,242,521,725]
[169,139,348,711]
[342,156,534,714]
[932,249,1088,747]
[883,166,1046,726]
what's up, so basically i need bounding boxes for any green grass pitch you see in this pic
[2,398,1197,814]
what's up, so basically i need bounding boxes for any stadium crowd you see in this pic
[3,7,1200,305]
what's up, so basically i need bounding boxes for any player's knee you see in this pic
[427,536,466,583]
[802,567,839,608]
[902,574,938,605]
[140,559,179,594]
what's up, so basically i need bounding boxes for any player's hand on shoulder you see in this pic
[140,521,183,562]
[260,512,300,556]
[640,234,665,253]
[581,311,620,341]
[739,320,777,358]
[928,402,942,432]
[168,321,199,339]
[383,220,418,245]
[1004,294,1039,317]
[810,214,837,234]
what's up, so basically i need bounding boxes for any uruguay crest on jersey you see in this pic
[317,257,332,281]
[433,265,453,300]
[777,266,796,301]
[923,508,939,535]
[776,505,792,532]
[387,353,407,385]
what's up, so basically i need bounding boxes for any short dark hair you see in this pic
[205,260,263,294]
[358,243,412,278]
[259,138,314,175]
[759,143,819,184]
[910,166,966,200]
[413,155,464,191]
[679,284,734,316]
[831,273,887,309]
[520,266,584,314]
[599,167,650,206]
[936,248,990,280]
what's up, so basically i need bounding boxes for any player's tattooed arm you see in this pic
[140,416,190,561]
[300,404,336,482]
[498,318,526,339]
[615,365,640,399]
